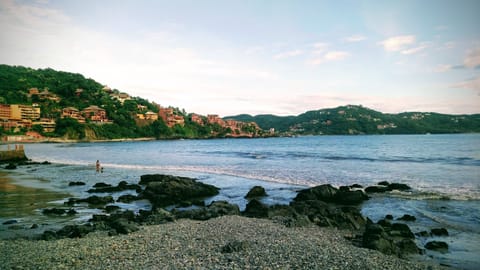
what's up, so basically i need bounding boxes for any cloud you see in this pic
[380,35,416,52]
[434,64,452,73]
[401,44,428,55]
[464,47,480,69]
[451,76,480,92]
[344,35,367,42]
[244,46,264,55]
[273,49,303,59]
[312,42,329,54]
[310,51,350,65]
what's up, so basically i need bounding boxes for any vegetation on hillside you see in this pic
[227,105,480,135]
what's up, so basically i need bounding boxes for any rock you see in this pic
[397,214,416,221]
[363,220,420,257]
[93,182,111,188]
[109,218,139,234]
[349,184,363,189]
[117,194,140,203]
[138,208,175,225]
[377,219,391,227]
[363,223,397,255]
[425,241,448,252]
[2,219,17,225]
[221,240,250,253]
[268,205,311,227]
[294,184,338,202]
[431,228,449,236]
[174,201,240,221]
[68,181,86,186]
[245,186,267,199]
[378,181,390,186]
[243,199,269,218]
[56,224,95,238]
[105,205,121,213]
[396,239,421,255]
[365,186,389,193]
[416,231,429,237]
[388,183,411,191]
[31,224,39,229]
[88,181,141,193]
[42,208,77,216]
[335,190,369,205]
[65,195,114,206]
[5,163,17,170]
[139,174,219,208]
[41,230,58,240]
[385,214,394,220]
[390,223,415,239]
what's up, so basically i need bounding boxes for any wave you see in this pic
[371,189,480,202]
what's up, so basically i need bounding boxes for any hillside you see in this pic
[0,65,262,140]
[226,105,480,135]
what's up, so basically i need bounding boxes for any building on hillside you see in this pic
[137,104,147,111]
[145,111,158,120]
[38,90,61,102]
[75,88,83,97]
[82,105,108,122]
[62,107,85,123]
[110,93,131,104]
[190,114,204,125]
[0,104,11,120]
[28,88,39,96]
[10,104,40,121]
[158,107,184,127]
[207,114,225,126]
[102,85,113,93]
[32,118,56,133]
[26,131,43,140]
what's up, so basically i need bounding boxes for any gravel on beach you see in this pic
[0,215,444,270]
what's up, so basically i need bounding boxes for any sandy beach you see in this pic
[0,215,446,270]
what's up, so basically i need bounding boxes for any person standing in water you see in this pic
[96,160,100,172]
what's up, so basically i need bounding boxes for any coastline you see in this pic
[0,215,447,270]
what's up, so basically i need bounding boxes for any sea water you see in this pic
[1,134,479,268]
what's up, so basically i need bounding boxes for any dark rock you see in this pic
[363,223,397,255]
[390,223,415,239]
[294,184,338,202]
[377,219,391,227]
[105,205,121,213]
[416,231,429,237]
[243,199,269,218]
[385,214,394,220]
[68,181,86,186]
[117,194,140,203]
[396,239,421,255]
[397,214,416,221]
[138,208,175,225]
[349,184,363,189]
[109,218,139,234]
[365,186,389,193]
[339,186,350,192]
[268,205,311,227]
[5,163,17,170]
[388,183,411,191]
[140,174,219,208]
[93,182,111,188]
[335,190,369,205]
[245,186,267,199]
[8,225,23,230]
[31,224,39,229]
[56,224,95,238]
[42,161,51,165]
[425,241,448,252]
[88,181,141,193]
[221,240,250,253]
[42,208,77,216]
[65,195,114,206]
[174,201,240,221]
[41,230,58,240]
[2,219,17,225]
[431,228,449,236]
[378,181,390,186]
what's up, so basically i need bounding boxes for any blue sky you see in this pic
[1,0,479,116]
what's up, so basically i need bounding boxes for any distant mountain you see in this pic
[225,105,480,135]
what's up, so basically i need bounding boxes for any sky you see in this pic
[0,0,479,116]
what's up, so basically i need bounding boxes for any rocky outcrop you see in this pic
[88,181,142,193]
[425,241,448,252]
[245,186,267,199]
[42,208,77,216]
[293,184,369,205]
[243,199,269,218]
[68,181,86,186]
[65,195,114,206]
[365,182,411,194]
[139,174,220,208]
[174,201,240,221]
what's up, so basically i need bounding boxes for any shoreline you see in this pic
[0,215,447,270]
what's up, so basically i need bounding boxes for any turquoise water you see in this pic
[1,134,479,268]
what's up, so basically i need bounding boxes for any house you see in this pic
[190,114,204,125]
[62,107,85,123]
[158,107,184,127]
[82,105,108,122]
[207,114,225,126]
[145,111,158,121]
[110,93,131,104]
[28,88,39,96]
[38,90,61,102]
[10,104,40,121]
[32,118,56,133]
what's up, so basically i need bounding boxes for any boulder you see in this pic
[108,218,139,235]
[139,174,219,208]
[88,181,142,193]
[385,214,394,220]
[5,163,17,170]
[42,208,77,216]
[294,184,368,205]
[425,241,448,252]
[2,219,18,225]
[243,199,269,218]
[388,183,411,191]
[138,208,175,225]
[431,228,449,236]
[365,186,390,193]
[175,201,240,221]
[245,186,267,199]
[378,181,390,186]
[68,181,86,186]
[105,205,121,213]
[390,223,415,239]
[56,224,95,238]
[93,182,111,188]
[117,194,140,203]
[267,205,311,227]
[65,195,114,206]
[397,214,416,221]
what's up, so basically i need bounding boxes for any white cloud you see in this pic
[401,44,428,55]
[344,35,367,42]
[310,51,350,65]
[434,64,452,73]
[380,35,416,52]
[451,76,480,91]
[464,47,480,68]
[311,42,329,54]
[273,49,303,59]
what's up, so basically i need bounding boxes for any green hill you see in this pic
[226,105,480,135]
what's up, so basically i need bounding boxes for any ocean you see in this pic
[1,134,479,269]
